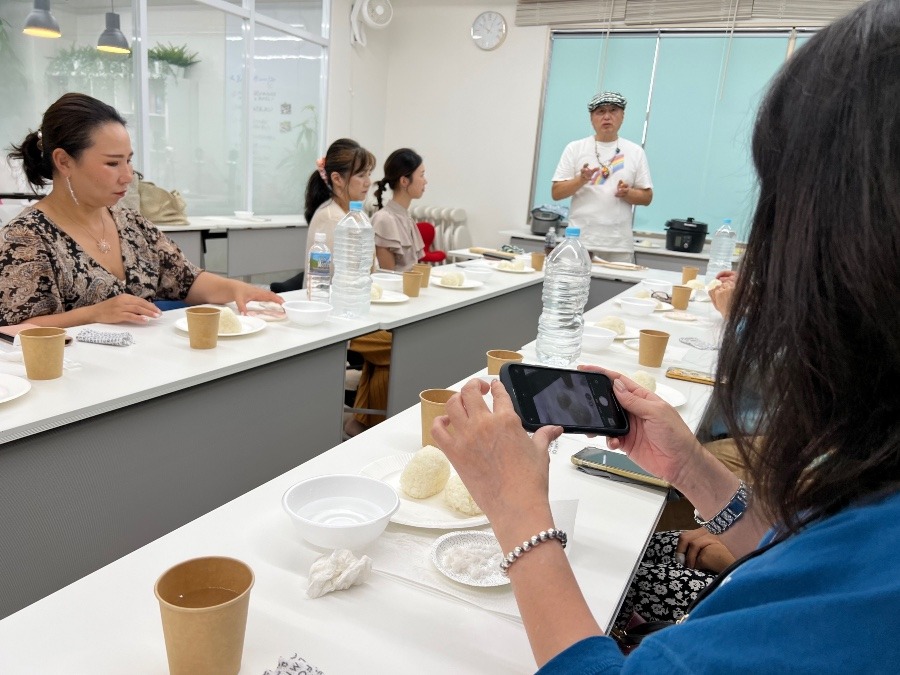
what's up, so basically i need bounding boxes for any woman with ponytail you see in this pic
[371,149,426,271]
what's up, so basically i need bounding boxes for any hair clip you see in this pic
[315,157,328,183]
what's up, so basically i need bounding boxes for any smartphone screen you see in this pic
[499,363,629,435]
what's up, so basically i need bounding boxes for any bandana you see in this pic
[588,91,627,112]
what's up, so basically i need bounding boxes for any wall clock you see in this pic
[471,11,507,51]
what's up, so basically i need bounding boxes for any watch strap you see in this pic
[694,481,752,535]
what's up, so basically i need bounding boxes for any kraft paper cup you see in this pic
[531,252,546,272]
[412,263,431,288]
[671,285,692,310]
[185,307,221,349]
[486,349,523,376]
[638,329,670,368]
[19,327,66,380]
[403,272,422,298]
[681,266,699,284]
[420,388,456,447]
[155,556,254,675]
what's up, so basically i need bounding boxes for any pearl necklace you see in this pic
[594,140,620,180]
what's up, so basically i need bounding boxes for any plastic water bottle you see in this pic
[330,201,374,319]
[706,218,737,278]
[536,226,592,366]
[543,225,558,256]
[306,232,332,302]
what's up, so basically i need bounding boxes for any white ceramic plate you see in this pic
[360,454,489,529]
[655,383,687,408]
[431,531,509,587]
[371,291,409,304]
[431,279,485,291]
[495,265,536,274]
[0,373,31,405]
[614,298,674,312]
[623,339,640,351]
[174,315,267,337]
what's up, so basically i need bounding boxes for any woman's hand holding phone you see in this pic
[578,365,706,488]
[431,378,563,540]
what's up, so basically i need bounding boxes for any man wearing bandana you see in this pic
[551,92,653,263]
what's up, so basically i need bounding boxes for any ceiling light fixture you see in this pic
[23,0,61,39]
[97,0,130,54]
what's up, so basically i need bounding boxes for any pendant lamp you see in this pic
[23,0,61,39]
[97,1,130,54]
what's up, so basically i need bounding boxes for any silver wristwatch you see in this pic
[694,481,752,535]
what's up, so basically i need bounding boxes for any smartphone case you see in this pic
[570,452,670,490]
[665,367,715,386]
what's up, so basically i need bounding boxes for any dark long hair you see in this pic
[374,148,423,209]
[716,0,900,532]
[304,138,375,223]
[8,93,127,191]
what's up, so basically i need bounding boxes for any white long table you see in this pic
[0,275,722,673]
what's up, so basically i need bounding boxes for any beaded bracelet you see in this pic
[499,528,568,576]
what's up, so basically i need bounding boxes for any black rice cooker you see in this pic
[665,217,708,253]
[531,207,564,236]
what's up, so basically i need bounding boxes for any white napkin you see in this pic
[306,549,373,599]
[263,653,324,675]
[369,500,578,622]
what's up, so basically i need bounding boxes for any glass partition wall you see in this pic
[0,0,328,217]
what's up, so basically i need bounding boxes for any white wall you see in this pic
[328,0,549,248]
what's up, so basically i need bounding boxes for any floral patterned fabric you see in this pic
[615,530,716,628]
[0,206,201,326]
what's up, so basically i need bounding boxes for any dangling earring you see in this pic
[66,177,79,206]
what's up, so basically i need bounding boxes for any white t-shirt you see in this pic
[552,136,652,252]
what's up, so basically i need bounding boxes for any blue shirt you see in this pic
[539,490,900,674]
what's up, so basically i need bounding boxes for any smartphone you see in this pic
[498,362,629,436]
[665,367,715,386]
[0,325,72,346]
[570,447,670,490]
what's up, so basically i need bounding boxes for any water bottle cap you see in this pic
[722,218,732,225]
[349,201,364,211]
[565,227,580,237]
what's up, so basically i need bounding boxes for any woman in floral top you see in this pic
[1,93,281,327]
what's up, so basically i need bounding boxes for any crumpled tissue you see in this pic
[307,549,372,599]
[263,653,324,675]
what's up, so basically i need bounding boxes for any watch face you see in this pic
[471,11,507,51]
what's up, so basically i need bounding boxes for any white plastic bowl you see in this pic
[282,475,400,550]
[620,297,658,316]
[642,278,672,294]
[461,266,494,283]
[282,300,332,326]
[371,273,403,293]
[582,325,617,352]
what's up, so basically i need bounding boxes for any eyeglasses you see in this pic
[591,106,622,116]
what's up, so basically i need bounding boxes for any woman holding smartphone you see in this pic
[433,1,900,671]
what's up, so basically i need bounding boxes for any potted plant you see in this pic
[148,43,200,80]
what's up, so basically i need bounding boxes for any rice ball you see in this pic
[595,316,626,336]
[400,445,451,498]
[633,288,651,299]
[499,259,525,271]
[443,474,483,516]
[685,279,705,291]
[631,370,657,393]
[370,283,383,300]
[218,307,243,334]
[707,278,723,291]
[441,271,466,287]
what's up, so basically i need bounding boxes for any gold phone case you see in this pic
[570,454,671,490]
[665,367,715,386]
